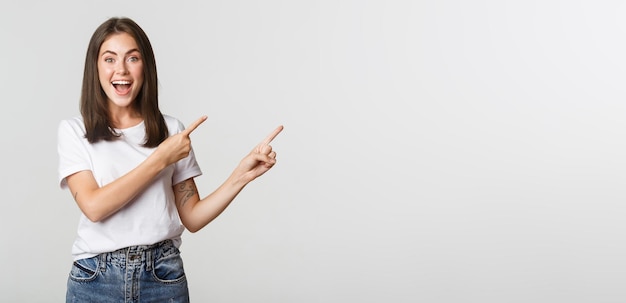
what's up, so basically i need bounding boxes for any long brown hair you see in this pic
[80,17,167,147]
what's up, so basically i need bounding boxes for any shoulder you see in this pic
[162,114,185,133]
[58,116,85,134]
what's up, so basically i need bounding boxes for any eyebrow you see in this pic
[101,48,141,56]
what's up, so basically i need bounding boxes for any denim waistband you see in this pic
[98,239,173,272]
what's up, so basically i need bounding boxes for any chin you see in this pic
[108,97,136,108]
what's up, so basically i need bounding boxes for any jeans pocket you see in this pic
[152,247,186,284]
[69,256,99,282]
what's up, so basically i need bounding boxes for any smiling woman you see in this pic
[98,33,145,127]
[79,17,166,147]
[98,33,144,114]
[58,17,283,302]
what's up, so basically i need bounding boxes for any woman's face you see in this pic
[97,32,144,110]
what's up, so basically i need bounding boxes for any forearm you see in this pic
[181,173,248,232]
[71,155,167,222]
[177,124,282,232]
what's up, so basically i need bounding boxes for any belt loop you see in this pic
[146,247,153,272]
[99,253,107,272]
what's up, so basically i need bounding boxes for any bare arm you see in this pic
[175,125,283,232]
[67,116,208,222]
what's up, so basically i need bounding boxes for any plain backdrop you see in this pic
[1,0,625,302]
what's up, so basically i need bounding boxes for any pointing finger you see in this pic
[261,125,284,145]
[182,115,208,136]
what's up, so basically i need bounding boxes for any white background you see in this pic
[1,0,625,302]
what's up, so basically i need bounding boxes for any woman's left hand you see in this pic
[235,125,284,183]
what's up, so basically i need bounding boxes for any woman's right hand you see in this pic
[152,116,207,166]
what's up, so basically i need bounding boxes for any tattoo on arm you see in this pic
[176,181,197,207]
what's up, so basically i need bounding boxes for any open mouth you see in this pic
[112,80,132,94]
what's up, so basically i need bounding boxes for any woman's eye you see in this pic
[104,58,114,63]
[128,56,139,62]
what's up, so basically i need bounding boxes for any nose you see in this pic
[115,61,129,75]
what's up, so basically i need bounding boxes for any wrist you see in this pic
[227,169,251,188]
[144,151,168,172]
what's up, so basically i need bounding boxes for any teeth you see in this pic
[112,80,131,85]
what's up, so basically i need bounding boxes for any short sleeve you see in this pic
[170,117,203,185]
[57,118,92,189]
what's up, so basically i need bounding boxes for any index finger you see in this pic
[182,115,208,136]
[261,125,284,145]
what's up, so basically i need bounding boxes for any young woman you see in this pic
[58,17,282,302]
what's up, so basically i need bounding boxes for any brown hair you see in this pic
[80,17,167,147]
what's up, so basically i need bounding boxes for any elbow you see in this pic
[185,224,202,233]
[187,227,200,233]
[84,212,107,223]
[183,219,209,233]
[79,204,109,223]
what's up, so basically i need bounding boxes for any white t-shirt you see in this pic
[57,115,202,260]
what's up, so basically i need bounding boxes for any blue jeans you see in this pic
[66,239,189,303]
